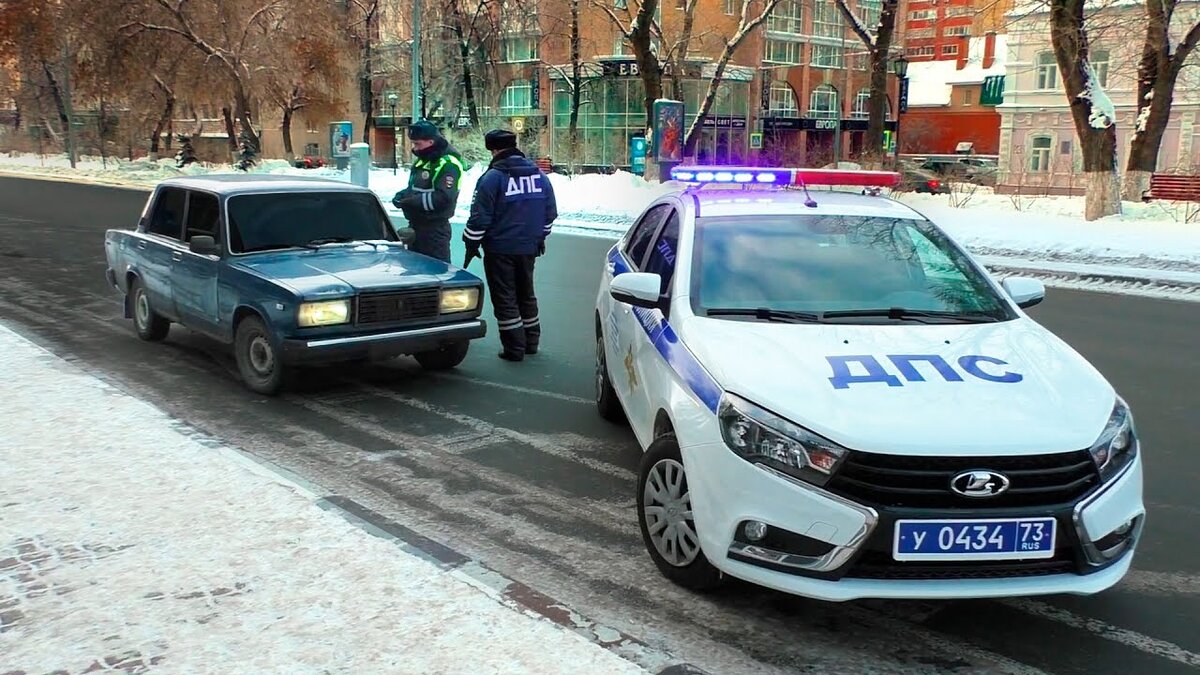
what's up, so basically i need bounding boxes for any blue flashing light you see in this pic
[670,166,792,185]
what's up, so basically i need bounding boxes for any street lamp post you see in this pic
[387,92,399,175]
[892,55,909,167]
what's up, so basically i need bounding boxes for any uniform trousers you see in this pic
[483,253,540,357]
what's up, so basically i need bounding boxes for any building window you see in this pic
[724,0,735,13]
[1030,136,1053,172]
[851,89,870,118]
[502,36,538,62]
[501,0,539,34]
[764,38,803,65]
[942,44,959,55]
[1091,49,1110,88]
[808,84,838,119]
[500,81,532,114]
[812,0,842,39]
[907,45,936,57]
[767,0,803,34]
[811,44,843,68]
[908,9,936,20]
[961,88,973,105]
[946,6,973,16]
[944,25,970,37]
[858,0,881,32]
[907,27,936,39]
[615,0,627,8]
[1036,52,1058,90]
[769,81,799,115]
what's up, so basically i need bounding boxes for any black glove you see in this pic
[537,240,546,257]
[463,243,481,268]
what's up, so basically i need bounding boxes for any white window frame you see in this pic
[500,81,533,114]
[1092,49,1110,88]
[764,38,803,65]
[1030,135,1053,173]
[808,84,839,119]
[851,89,870,119]
[909,9,936,20]
[942,44,959,56]
[769,81,800,115]
[811,44,843,69]
[1036,52,1058,90]
[944,25,970,37]
[857,0,882,32]
[768,0,803,34]
[812,0,842,39]
[502,36,539,63]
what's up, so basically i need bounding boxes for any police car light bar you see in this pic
[669,166,900,188]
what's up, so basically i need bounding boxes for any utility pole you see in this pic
[412,0,422,125]
[61,42,77,169]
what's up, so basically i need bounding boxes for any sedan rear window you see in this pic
[227,191,394,253]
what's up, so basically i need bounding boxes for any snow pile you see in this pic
[1081,63,1117,129]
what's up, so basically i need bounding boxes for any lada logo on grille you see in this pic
[950,470,1010,498]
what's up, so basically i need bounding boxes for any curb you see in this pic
[981,260,1200,300]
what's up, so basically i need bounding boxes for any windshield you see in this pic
[691,214,1014,322]
[227,191,395,253]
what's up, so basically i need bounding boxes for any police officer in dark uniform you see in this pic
[463,129,557,361]
[392,120,466,263]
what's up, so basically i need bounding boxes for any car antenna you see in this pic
[794,172,819,208]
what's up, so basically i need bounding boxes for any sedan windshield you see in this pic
[691,214,1014,322]
[228,191,395,253]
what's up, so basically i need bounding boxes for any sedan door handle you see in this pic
[137,241,147,250]
[171,252,183,262]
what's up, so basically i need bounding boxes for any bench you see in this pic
[1143,173,1200,222]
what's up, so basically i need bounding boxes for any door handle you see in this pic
[171,252,183,262]
[137,241,147,250]
[605,262,615,274]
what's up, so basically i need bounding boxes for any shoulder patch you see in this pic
[442,173,456,189]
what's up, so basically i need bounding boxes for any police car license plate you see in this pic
[892,518,1057,561]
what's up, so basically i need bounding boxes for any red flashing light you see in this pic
[792,169,902,188]
[927,179,941,190]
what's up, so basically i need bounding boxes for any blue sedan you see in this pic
[104,175,487,394]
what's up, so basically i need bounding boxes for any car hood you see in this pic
[681,316,1116,457]
[231,242,473,297]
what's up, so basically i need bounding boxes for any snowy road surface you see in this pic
[0,325,647,675]
[1,175,1199,674]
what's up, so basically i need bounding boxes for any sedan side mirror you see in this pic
[189,235,219,256]
[610,272,663,309]
[1002,276,1045,309]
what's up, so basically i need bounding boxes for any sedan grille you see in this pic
[356,289,440,325]
[828,450,1100,509]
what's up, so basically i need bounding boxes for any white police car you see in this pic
[594,167,1144,601]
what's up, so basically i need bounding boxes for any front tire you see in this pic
[595,333,625,423]
[234,316,287,395]
[130,279,169,342]
[637,433,723,591]
[415,341,469,370]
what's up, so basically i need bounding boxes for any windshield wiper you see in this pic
[706,308,823,323]
[303,237,358,249]
[820,307,1002,323]
[241,243,300,253]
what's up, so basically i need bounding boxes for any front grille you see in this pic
[843,553,1076,580]
[828,450,1100,509]
[356,288,440,325]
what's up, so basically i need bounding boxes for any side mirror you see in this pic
[610,272,663,309]
[189,235,219,256]
[1002,276,1045,309]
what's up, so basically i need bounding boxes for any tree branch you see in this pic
[238,0,285,58]
[834,0,875,47]
[593,0,634,39]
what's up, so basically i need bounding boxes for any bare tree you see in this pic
[346,0,380,144]
[683,0,782,155]
[1122,1,1200,200]
[1049,0,1119,220]
[596,0,664,179]
[834,0,900,164]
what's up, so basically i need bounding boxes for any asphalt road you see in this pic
[1,174,1198,674]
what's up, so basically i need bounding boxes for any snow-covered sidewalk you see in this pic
[0,323,647,674]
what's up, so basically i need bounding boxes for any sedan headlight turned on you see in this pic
[440,287,480,313]
[298,299,351,327]
[1089,397,1137,481]
[718,393,849,486]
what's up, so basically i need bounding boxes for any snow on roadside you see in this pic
[0,322,646,675]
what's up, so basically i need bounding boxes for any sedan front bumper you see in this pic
[279,319,487,364]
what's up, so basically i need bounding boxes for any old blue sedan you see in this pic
[104,175,486,394]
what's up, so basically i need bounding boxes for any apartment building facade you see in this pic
[996,2,1200,193]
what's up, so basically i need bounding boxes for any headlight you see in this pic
[1088,396,1137,481]
[718,393,848,486]
[297,299,351,327]
[440,287,479,313]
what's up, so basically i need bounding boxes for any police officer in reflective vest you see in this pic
[392,120,466,263]
[464,129,557,361]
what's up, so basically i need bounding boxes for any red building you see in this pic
[899,33,1006,156]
